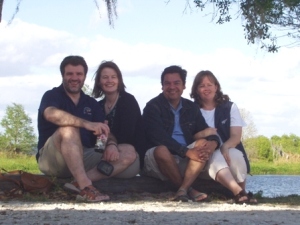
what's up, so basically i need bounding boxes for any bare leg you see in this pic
[154,146,183,187]
[86,143,137,181]
[215,168,258,203]
[215,168,243,196]
[238,181,246,190]
[52,127,91,190]
[179,159,208,201]
[180,160,205,189]
[154,146,207,200]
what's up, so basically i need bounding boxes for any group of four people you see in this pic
[36,55,256,203]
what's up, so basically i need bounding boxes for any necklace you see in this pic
[106,93,119,112]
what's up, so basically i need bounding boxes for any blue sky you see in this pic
[1,0,300,138]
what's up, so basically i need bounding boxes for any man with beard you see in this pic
[37,56,136,202]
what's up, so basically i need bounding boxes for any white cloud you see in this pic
[0,19,300,139]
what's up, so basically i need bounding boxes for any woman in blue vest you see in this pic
[190,70,257,204]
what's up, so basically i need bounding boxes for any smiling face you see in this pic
[99,67,119,95]
[62,64,86,95]
[196,76,218,103]
[162,73,186,108]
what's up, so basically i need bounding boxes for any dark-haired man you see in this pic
[37,55,136,202]
[142,65,220,201]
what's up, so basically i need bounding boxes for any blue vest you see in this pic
[215,101,250,173]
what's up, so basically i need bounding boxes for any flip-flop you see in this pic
[189,192,211,202]
[171,189,189,202]
[188,188,210,202]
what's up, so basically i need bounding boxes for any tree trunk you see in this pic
[0,0,4,22]
[0,174,234,198]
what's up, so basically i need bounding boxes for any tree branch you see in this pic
[7,0,22,25]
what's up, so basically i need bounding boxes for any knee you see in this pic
[153,145,172,162]
[127,146,137,164]
[56,126,80,139]
[119,144,137,164]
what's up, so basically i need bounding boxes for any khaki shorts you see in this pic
[114,152,140,179]
[142,143,247,183]
[38,136,141,179]
[38,136,102,178]
[142,142,195,181]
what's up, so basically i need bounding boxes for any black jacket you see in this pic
[99,91,147,168]
[143,93,220,157]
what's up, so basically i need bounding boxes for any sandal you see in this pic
[76,185,110,202]
[188,187,210,202]
[63,181,80,193]
[171,189,189,202]
[234,190,257,204]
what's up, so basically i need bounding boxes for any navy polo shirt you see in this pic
[37,84,104,160]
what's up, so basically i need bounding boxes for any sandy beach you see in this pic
[1,199,300,225]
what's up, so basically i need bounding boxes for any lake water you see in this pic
[246,175,300,197]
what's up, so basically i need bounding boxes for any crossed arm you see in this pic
[44,106,110,136]
[44,106,120,161]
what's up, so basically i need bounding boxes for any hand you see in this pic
[195,139,216,161]
[220,145,231,166]
[186,139,210,163]
[85,122,110,137]
[205,140,218,155]
[186,148,206,162]
[102,144,119,162]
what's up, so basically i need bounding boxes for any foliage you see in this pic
[240,108,257,141]
[93,0,118,27]
[244,135,273,161]
[0,133,10,150]
[0,152,39,173]
[193,0,300,52]
[82,83,93,96]
[245,134,300,164]
[271,133,300,155]
[0,0,117,26]
[3,0,300,52]
[0,103,37,154]
[256,135,273,160]
[243,137,259,158]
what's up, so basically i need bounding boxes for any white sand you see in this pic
[1,200,300,225]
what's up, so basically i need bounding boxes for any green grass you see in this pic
[2,152,300,203]
[0,152,40,173]
[254,193,300,205]
[1,151,300,175]
[250,161,300,175]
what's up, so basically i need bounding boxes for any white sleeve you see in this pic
[230,103,246,127]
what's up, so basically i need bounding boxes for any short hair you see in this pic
[190,70,229,107]
[92,61,126,98]
[161,65,187,85]
[60,55,88,76]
